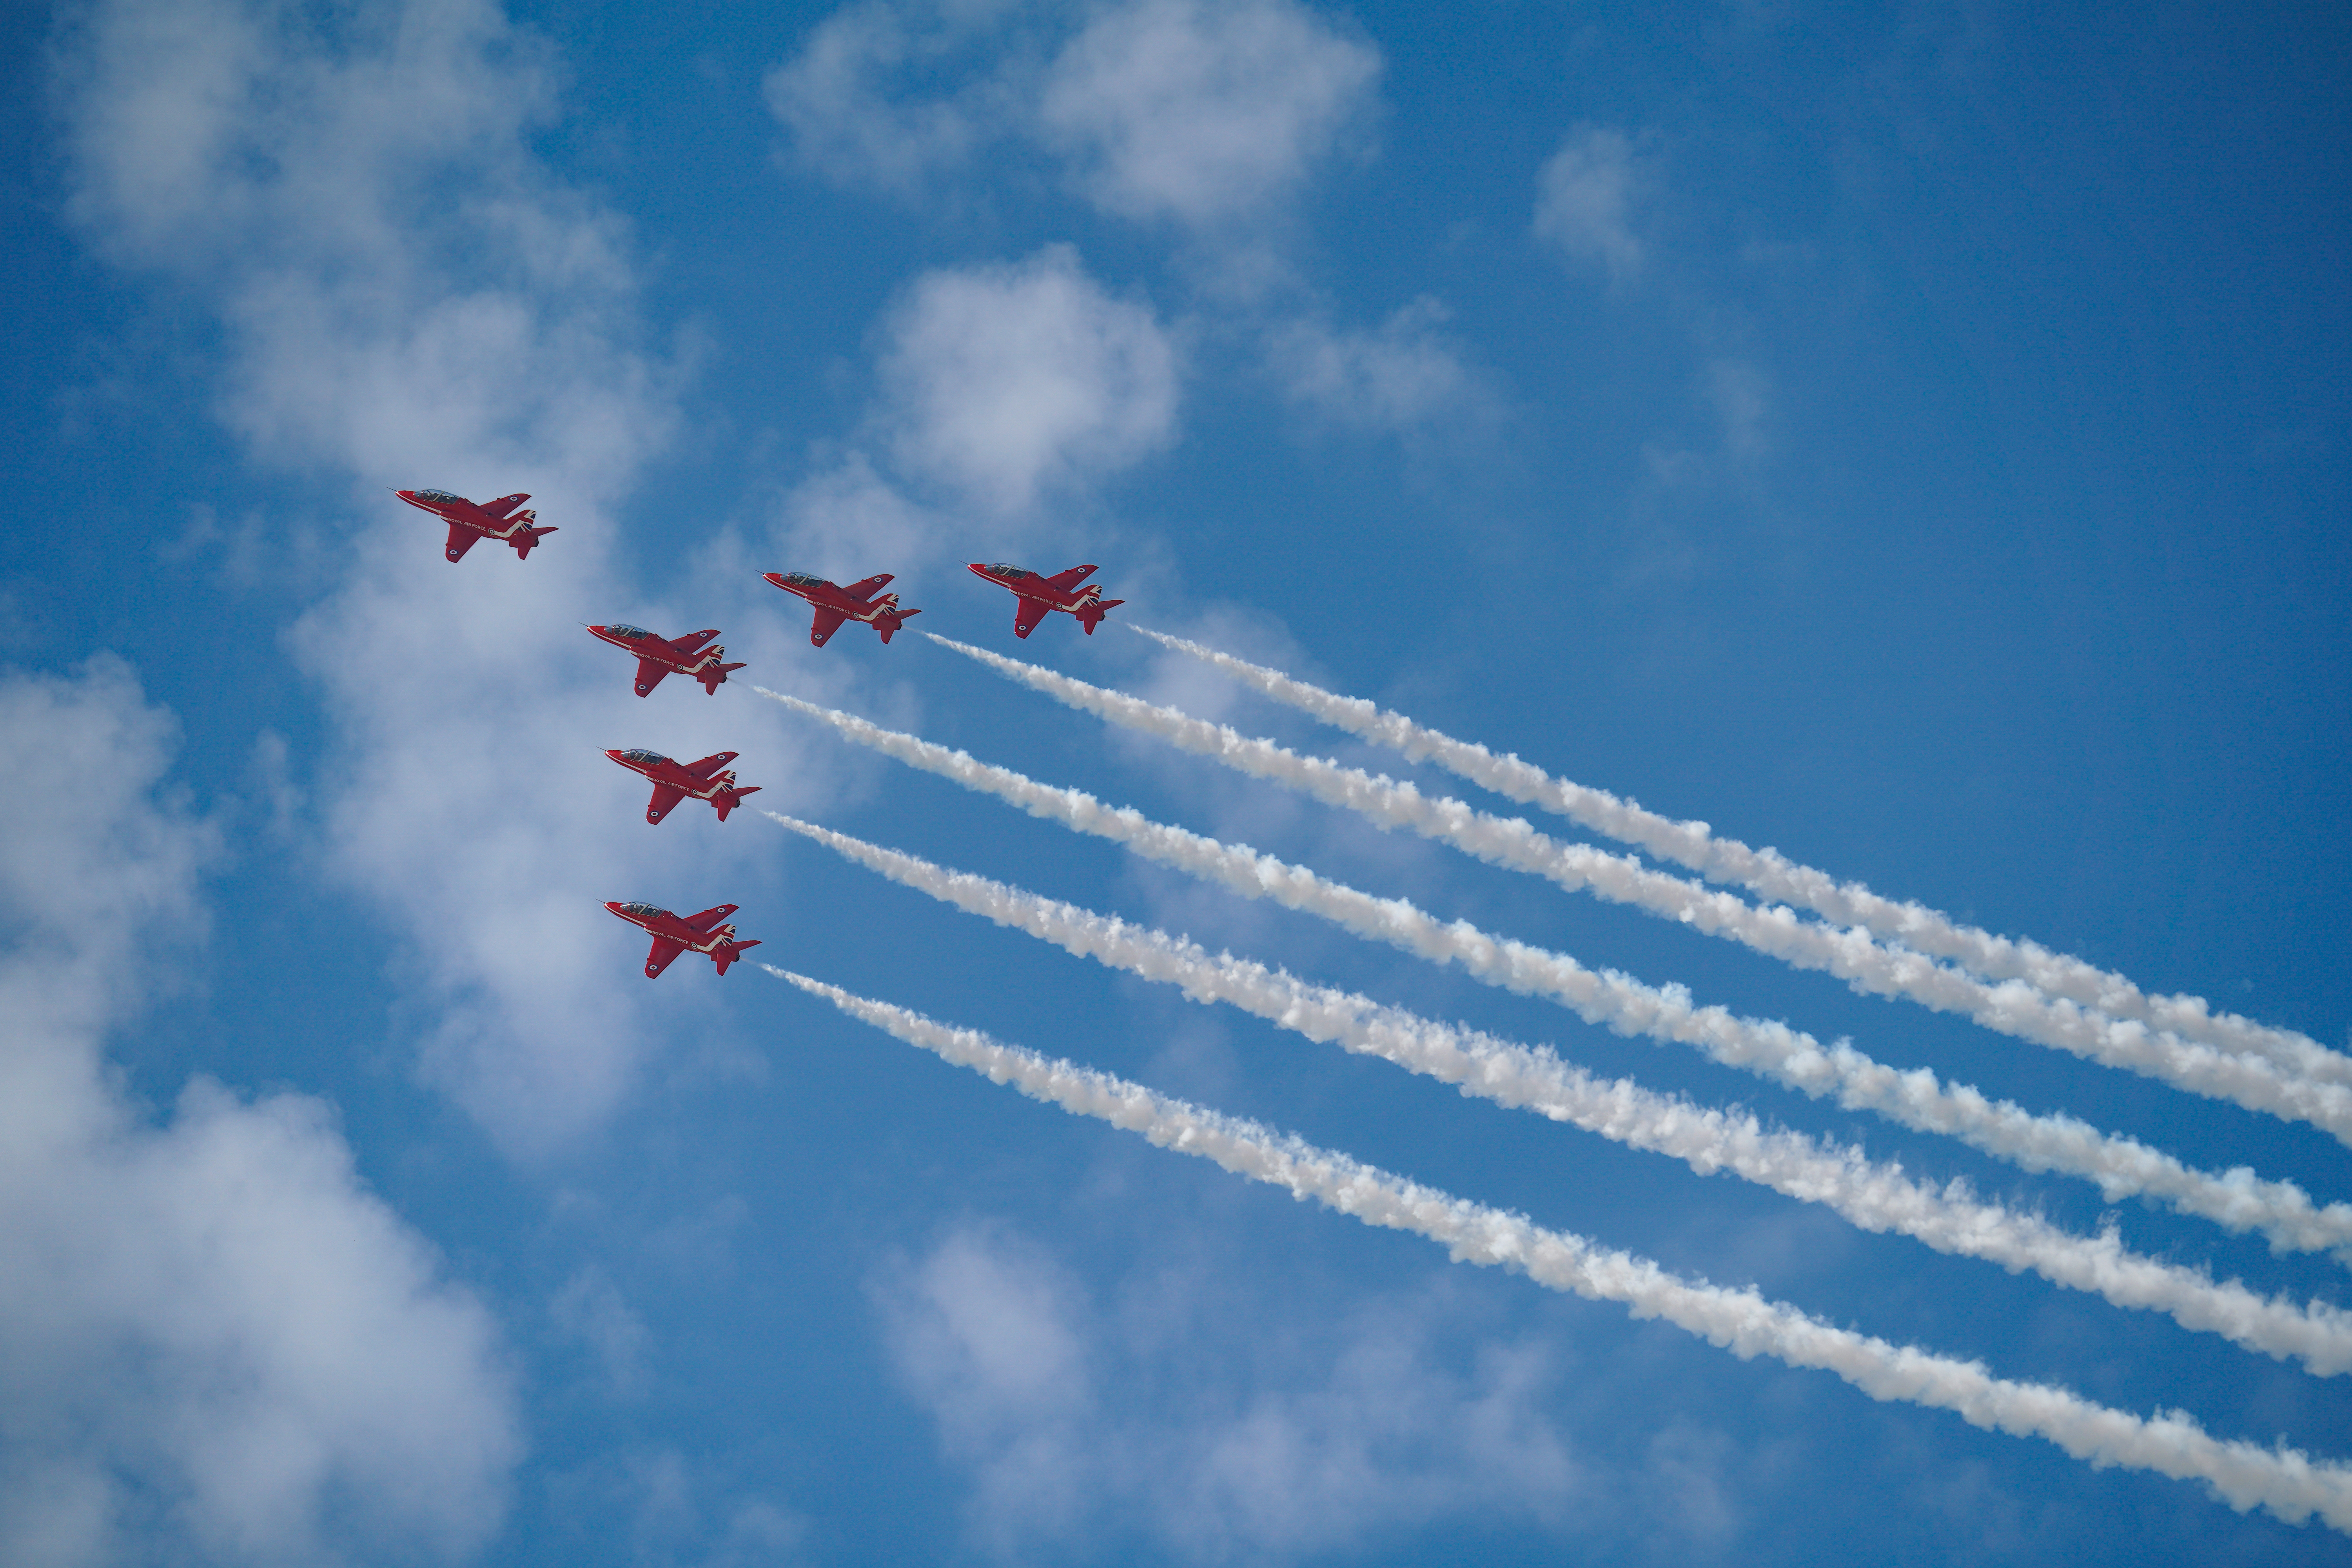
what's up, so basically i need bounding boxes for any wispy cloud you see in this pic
[878,246,1180,515]
[1534,125,1645,284]
[876,1222,1579,1558]
[766,0,1380,234]
[1037,0,1379,229]
[55,0,787,1153]
[0,659,517,1563]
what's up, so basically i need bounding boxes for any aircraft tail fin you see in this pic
[877,606,922,644]
[715,786,761,821]
[512,522,557,560]
[702,661,747,692]
[1078,598,1125,634]
[714,939,762,976]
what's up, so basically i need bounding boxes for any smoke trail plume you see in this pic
[770,967,2352,1533]
[766,810,2352,1365]
[927,635,2352,1136]
[1128,625,2348,1094]
[753,701,2352,1250]
[750,690,2352,1249]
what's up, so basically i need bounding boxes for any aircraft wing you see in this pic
[683,903,739,933]
[842,573,894,601]
[808,607,848,647]
[1043,564,1097,592]
[479,492,528,520]
[644,936,687,978]
[644,784,688,824]
[683,751,738,780]
[634,657,670,695]
[444,522,480,562]
[1013,596,1051,639]
[673,628,721,655]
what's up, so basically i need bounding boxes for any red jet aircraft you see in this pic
[605,900,762,977]
[763,571,922,646]
[606,748,762,824]
[394,489,557,562]
[968,562,1126,638]
[586,623,745,696]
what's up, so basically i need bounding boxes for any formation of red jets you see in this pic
[404,488,1126,978]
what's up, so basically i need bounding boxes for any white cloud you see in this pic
[551,1267,652,1397]
[57,0,834,1154]
[772,450,952,577]
[1534,125,1644,283]
[1038,0,1380,227]
[763,0,1032,195]
[0,660,518,1565]
[877,245,1179,514]
[767,0,1381,234]
[1704,356,1771,459]
[877,1223,1581,1559]
[1267,296,1482,434]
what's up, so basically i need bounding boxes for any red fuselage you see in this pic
[604,900,762,978]
[968,562,1126,637]
[605,748,761,824]
[586,623,745,696]
[394,488,557,562]
[763,571,922,647]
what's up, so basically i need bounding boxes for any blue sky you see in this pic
[4,0,2349,1562]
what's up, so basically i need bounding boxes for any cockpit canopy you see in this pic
[988,564,1033,578]
[781,572,824,587]
[411,489,464,504]
[606,623,653,640]
[617,901,663,918]
[619,748,668,764]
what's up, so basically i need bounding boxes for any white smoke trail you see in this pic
[926,634,2352,1136]
[766,810,2352,1368]
[748,689,2352,1254]
[768,966,2352,1534]
[1128,624,2349,1094]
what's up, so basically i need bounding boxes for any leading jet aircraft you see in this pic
[605,900,762,977]
[763,571,922,646]
[586,623,745,697]
[605,748,762,824]
[968,562,1125,637]
[394,488,557,562]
